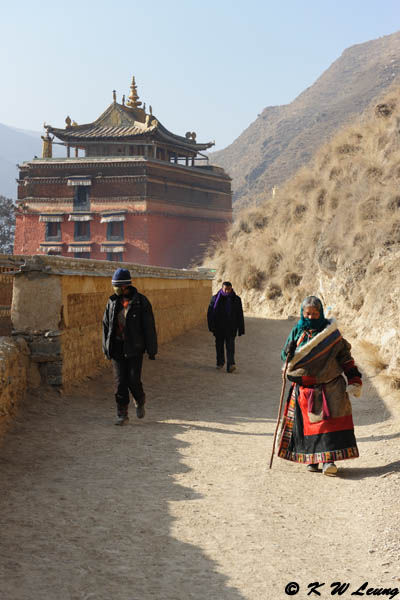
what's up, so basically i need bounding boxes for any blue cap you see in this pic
[112,268,132,287]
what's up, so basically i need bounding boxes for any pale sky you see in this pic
[1,0,399,150]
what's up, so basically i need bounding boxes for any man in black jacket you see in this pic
[207,281,245,373]
[102,268,157,425]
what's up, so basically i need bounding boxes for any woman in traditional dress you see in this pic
[278,296,362,476]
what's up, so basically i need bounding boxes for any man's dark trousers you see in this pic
[112,355,145,406]
[215,334,235,370]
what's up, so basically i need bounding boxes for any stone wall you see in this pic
[11,255,213,386]
[0,268,14,336]
[0,337,40,431]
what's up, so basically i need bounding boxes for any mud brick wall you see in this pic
[0,270,14,336]
[0,337,41,430]
[11,255,213,386]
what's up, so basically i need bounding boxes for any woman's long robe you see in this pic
[278,319,360,464]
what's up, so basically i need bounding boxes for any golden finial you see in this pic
[113,90,117,104]
[65,115,72,128]
[122,94,125,106]
[41,130,54,158]
[126,75,142,108]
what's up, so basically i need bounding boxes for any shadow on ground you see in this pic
[0,317,395,598]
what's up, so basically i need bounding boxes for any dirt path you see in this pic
[0,317,399,600]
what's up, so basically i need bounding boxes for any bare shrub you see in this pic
[366,166,383,179]
[316,189,326,209]
[353,233,366,246]
[329,167,342,180]
[387,196,400,211]
[294,204,307,218]
[390,377,400,390]
[244,266,266,290]
[358,340,389,373]
[330,197,339,210]
[247,211,268,230]
[266,252,282,276]
[300,178,318,193]
[375,102,396,118]
[238,219,251,234]
[283,272,301,288]
[266,284,282,299]
[358,196,380,221]
[335,144,359,155]
[384,220,400,247]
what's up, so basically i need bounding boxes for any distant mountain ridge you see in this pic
[0,124,64,199]
[210,30,400,205]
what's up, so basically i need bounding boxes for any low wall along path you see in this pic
[0,254,212,427]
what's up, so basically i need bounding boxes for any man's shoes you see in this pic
[216,364,224,370]
[136,404,145,419]
[227,365,236,373]
[115,405,129,426]
[307,463,319,473]
[322,462,338,476]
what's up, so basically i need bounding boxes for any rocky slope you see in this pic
[211,30,400,207]
[204,83,400,387]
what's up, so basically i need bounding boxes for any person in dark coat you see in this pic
[207,281,245,373]
[102,268,157,425]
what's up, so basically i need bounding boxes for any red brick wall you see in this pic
[148,213,227,268]
[14,214,46,254]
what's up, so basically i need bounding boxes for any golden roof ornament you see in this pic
[65,115,72,129]
[126,75,142,108]
[41,130,54,158]
[113,90,117,104]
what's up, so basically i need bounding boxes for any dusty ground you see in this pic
[0,317,399,600]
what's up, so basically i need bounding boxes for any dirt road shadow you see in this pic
[0,316,394,599]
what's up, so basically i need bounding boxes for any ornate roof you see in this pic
[45,77,214,153]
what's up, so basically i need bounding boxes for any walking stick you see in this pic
[269,354,290,469]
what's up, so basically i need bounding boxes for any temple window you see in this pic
[107,221,124,241]
[45,222,61,241]
[74,221,90,241]
[107,252,123,262]
[74,186,90,211]
[75,252,91,259]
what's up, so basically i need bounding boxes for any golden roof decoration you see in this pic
[44,75,214,152]
[126,75,142,109]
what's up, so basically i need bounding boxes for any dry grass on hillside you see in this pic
[204,84,400,382]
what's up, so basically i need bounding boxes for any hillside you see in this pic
[210,30,400,207]
[204,83,400,387]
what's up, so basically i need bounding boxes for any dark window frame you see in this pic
[45,222,61,241]
[106,221,124,241]
[74,221,91,241]
[106,252,123,262]
[73,186,90,212]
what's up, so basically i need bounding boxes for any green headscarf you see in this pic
[297,296,329,333]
